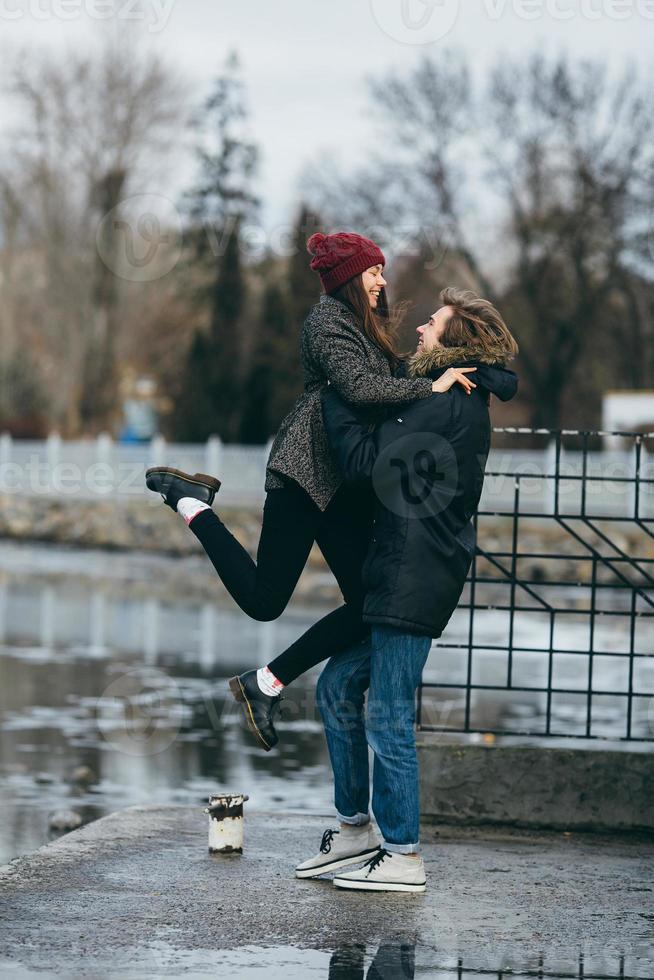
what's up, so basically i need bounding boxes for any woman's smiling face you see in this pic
[361,264,387,308]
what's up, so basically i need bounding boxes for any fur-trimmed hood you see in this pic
[407,341,519,403]
[407,340,514,378]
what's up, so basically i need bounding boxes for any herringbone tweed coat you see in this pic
[265,294,433,510]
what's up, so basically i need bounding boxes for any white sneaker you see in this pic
[333,848,427,893]
[295,825,381,879]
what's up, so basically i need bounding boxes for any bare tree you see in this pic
[486,55,653,427]
[0,38,186,434]
[307,53,654,429]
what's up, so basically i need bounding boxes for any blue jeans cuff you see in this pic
[337,810,370,827]
[384,840,420,854]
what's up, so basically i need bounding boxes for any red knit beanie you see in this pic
[307,231,386,294]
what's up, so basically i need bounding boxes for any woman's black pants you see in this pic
[188,479,373,685]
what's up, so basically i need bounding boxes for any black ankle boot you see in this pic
[145,466,221,512]
[228,669,283,751]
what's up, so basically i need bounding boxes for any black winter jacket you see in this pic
[322,343,518,637]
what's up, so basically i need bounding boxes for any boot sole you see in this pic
[228,676,273,752]
[333,877,427,893]
[295,847,381,879]
[145,467,222,494]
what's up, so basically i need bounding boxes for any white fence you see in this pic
[0,433,270,507]
[0,431,651,517]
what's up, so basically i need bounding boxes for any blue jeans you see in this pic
[316,625,432,854]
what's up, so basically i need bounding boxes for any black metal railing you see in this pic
[417,428,654,742]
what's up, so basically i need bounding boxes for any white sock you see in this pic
[176,497,211,526]
[256,665,285,697]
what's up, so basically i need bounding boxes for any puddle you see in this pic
[1,943,648,979]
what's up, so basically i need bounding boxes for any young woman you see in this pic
[145,232,477,750]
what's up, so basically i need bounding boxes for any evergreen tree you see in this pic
[174,52,258,442]
[239,206,323,444]
[240,280,289,443]
[288,203,322,328]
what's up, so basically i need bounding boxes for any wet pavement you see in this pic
[1,805,652,978]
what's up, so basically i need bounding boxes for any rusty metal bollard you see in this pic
[204,793,249,855]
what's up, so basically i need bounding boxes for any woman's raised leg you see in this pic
[188,481,320,621]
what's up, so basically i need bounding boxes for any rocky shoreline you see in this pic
[0,494,334,603]
[0,494,260,556]
[0,495,650,589]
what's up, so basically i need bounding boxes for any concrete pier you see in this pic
[417,738,654,831]
[1,806,652,978]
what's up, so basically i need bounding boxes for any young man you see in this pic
[296,288,518,892]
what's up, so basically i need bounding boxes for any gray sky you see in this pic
[1,0,652,231]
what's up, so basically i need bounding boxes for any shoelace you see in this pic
[365,847,389,874]
[319,828,339,854]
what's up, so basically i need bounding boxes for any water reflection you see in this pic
[324,946,634,980]
[0,580,312,669]
[140,942,637,980]
[328,942,414,979]
[0,545,338,864]
[2,562,648,744]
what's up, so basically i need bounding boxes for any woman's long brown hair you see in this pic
[330,276,407,367]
